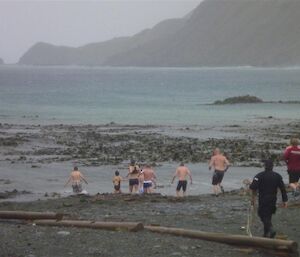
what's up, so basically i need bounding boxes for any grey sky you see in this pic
[0,0,201,64]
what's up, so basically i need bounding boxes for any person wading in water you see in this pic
[209,148,230,196]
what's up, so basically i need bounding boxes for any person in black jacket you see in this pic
[250,159,288,238]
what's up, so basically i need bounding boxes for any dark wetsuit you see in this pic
[250,170,288,237]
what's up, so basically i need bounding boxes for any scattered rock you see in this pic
[57,231,70,236]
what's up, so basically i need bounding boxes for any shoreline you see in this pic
[0,118,299,201]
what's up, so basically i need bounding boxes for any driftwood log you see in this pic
[145,226,298,255]
[34,219,144,232]
[0,211,63,220]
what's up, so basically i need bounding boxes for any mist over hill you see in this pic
[19,0,300,67]
[0,58,4,65]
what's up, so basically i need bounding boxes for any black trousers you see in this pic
[259,213,273,236]
[258,200,276,237]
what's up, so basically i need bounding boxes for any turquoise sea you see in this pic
[1,66,300,125]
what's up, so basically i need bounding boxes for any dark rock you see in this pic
[213,95,263,105]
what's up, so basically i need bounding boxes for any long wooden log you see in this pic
[145,226,298,254]
[34,219,144,232]
[0,211,63,220]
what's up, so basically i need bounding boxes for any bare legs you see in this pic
[213,183,224,196]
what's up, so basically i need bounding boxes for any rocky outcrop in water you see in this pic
[213,95,263,105]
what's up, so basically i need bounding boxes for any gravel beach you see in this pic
[0,192,299,257]
[0,119,300,257]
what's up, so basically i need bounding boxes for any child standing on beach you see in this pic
[112,170,122,194]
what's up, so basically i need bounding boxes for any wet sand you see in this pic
[0,118,299,200]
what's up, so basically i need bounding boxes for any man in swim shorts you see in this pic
[209,148,230,196]
[171,163,192,197]
[140,164,157,194]
[126,164,140,194]
[64,166,88,194]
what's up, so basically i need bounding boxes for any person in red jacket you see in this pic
[284,138,300,196]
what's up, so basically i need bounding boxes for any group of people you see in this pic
[113,162,158,194]
[64,147,230,197]
[113,161,193,196]
[64,137,300,238]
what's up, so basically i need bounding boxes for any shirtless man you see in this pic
[171,163,192,197]
[64,166,88,194]
[209,148,230,196]
[126,165,140,194]
[140,164,157,194]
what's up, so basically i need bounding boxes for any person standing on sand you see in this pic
[140,164,157,194]
[209,148,230,196]
[284,138,300,197]
[64,166,88,194]
[126,165,140,194]
[250,159,288,238]
[112,170,122,194]
[171,163,192,197]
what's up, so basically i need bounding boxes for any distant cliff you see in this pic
[0,58,4,65]
[19,18,185,66]
[19,0,300,67]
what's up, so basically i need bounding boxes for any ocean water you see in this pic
[0,66,300,125]
[0,161,290,201]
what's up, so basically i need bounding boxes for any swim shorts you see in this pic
[114,184,121,191]
[288,170,300,184]
[143,180,152,189]
[212,170,225,185]
[129,178,139,186]
[176,180,187,192]
[72,183,82,193]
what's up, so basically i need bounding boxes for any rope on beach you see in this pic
[246,204,254,237]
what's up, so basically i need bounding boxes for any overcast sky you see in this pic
[0,0,202,64]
